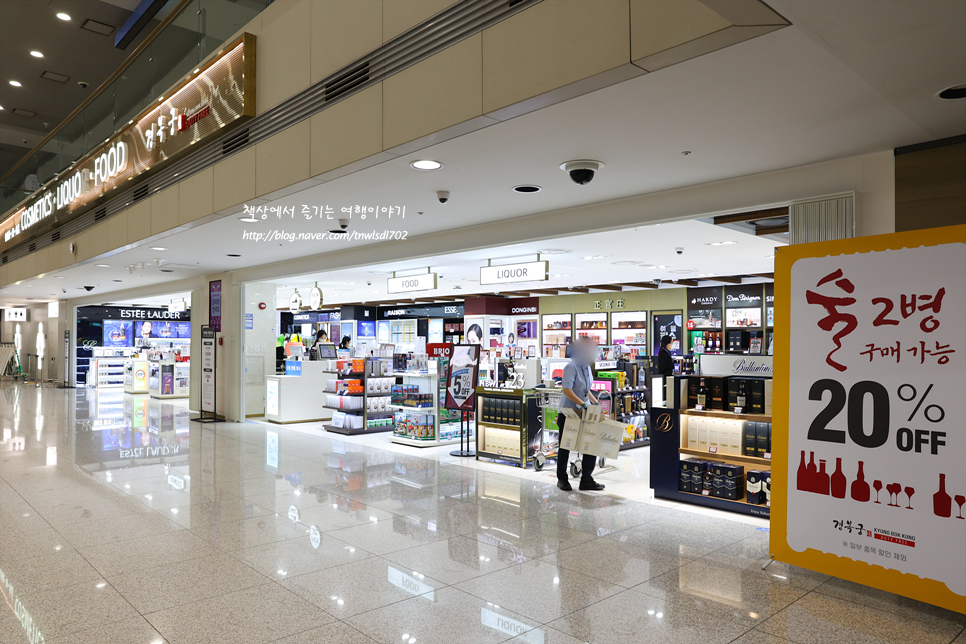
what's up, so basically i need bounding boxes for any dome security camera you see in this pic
[437,190,450,204]
[329,219,349,234]
[675,247,684,255]
[83,285,95,291]
[560,160,603,185]
[366,281,372,286]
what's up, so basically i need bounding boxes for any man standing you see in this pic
[556,336,604,492]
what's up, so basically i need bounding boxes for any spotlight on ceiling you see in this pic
[410,159,442,171]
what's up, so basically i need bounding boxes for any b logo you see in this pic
[655,413,674,433]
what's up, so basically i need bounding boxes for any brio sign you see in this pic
[0,34,255,251]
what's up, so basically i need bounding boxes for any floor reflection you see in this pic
[0,382,961,644]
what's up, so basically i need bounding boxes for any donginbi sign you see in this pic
[0,34,256,251]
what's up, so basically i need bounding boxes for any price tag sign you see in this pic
[772,224,965,614]
[694,404,704,411]
[708,446,718,454]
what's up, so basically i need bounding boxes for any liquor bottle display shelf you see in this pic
[656,489,771,519]
[679,448,771,467]
[682,409,773,422]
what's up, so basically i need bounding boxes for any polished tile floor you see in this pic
[0,384,963,644]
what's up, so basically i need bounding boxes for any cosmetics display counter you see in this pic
[390,362,466,447]
[123,358,150,394]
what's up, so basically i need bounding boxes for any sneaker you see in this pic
[557,480,573,492]
[579,481,605,491]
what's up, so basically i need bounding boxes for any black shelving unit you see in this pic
[325,357,398,436]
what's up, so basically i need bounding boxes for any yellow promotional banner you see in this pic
[771,223,965,613]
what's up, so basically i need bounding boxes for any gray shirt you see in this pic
[558,361,593,410]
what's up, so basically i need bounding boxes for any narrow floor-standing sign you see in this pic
[772,224,965,613]
[445,344,481,457]
[199,325,217,423]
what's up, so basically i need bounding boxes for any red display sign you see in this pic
[427,343,453,359]
[443,344,480,411]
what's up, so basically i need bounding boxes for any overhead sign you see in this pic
[772,223,965,614]
[0,34,255,252]
[699,354,773,377]
[289,291,302,313]
[168,300,187,313]
[479,261,548,286]
[387,272,437,294]
[3,308,26,322]
[379,303,464,318]
[309,287,323,310]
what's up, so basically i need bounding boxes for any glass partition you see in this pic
[0,0,272,218]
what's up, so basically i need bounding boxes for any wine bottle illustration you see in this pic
[805,452,818,493]
[934,473,952,518]
[851,461,871,502]
[796,451,808,492]
[816,459,831,496]
[830,457,847,499]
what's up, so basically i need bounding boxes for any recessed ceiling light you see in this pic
[536,248,570,255]
[552,274,571,278]
[150,247,167,251]
[937,83,966,100]
[56,12,71,20]
[55,276,64,279]
[410,159,442,171]
[612,261,639,266]
[9,80,22,87]
[708,241,737,246]
[95,264,110,268]
[226,253,241,257]
[30,51,44,58]
[658,265,667,269]
[512,185,541,193]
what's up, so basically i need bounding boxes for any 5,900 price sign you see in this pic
[772,224,965,614]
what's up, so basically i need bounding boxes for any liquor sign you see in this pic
[479,261,548,286]
[444,344,481,411]
[387,272,437,294]
[0,34,255,253]
[772,224,965,613]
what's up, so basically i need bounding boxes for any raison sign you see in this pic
[0,33,255,251]
[479,260,548,285]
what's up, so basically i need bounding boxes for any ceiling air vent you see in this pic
[81,19,115,36]
[41,71,70,83]
[223,128,249,155]
[508,0,526,7]
[28,242,36,252]
[133,184,149,202]
[51,231,61,242]
[94,207,108,221]
[324,62,369,103]
[1,256,6,265]
[12,108,37,117]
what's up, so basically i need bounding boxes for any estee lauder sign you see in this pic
[0,33,255,252]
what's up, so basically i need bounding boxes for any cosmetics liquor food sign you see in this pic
[0,34,255,253]
[772,224,965,613]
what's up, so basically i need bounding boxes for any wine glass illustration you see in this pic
[873,480,883,504]
[955,495,965,520]
[887,483,902,507]
[904,486,915,509]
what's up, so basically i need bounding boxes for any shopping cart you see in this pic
[532,388,609,477]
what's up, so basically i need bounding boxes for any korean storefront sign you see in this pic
[0,33,255,252]
[772,224,965,613]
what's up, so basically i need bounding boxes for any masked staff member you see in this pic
[556,336,604,492]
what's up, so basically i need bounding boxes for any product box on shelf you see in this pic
[743,420,757,456]
[755,421,772,457]
[679,461,692,492]
[746,469,769,504]
[712,463,745,500]
[688,460,712,493]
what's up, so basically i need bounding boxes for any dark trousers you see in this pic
[556,414,596,483]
